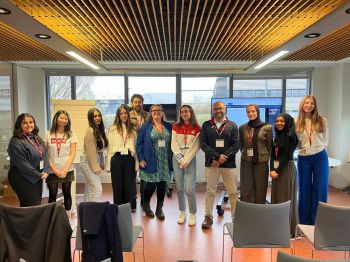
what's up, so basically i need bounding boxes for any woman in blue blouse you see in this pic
[7,113,50,207]
[136,104,173,219]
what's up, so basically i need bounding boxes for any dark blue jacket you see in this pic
[79,202,123,262]
[136,121,173,173]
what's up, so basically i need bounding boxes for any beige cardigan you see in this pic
[83,127,101,172]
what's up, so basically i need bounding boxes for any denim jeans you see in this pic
[172,156,197,214]
[80,153,102,202]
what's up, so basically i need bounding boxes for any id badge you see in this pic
[274,160,279,169]
[216,139,224,148]
[158,139,166,147]
[40,160,44,170]
[121,148,128,155]
[247,148,254,157]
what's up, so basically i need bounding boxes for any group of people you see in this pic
[7,94,329,235]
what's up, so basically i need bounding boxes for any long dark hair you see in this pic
[111,105,136,137]
[87,108,108,149]
[177,105,199,128]
[12,113,41,143]
[50,110,72,139]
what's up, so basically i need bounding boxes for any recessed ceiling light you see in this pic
[345,8,350,14]
[304,33,321,38]
[35,34,51,39]
[0,7,11,15]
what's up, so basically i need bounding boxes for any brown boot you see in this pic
[156,201,165,220]
[201,215,213,229]
[143,201,155,218]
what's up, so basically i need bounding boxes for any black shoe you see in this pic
[201,215,213,229]
[156,207,165,220]
[166,187,173,197]
[143,201,154,218]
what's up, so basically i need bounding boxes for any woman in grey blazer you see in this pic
[239,104,273,204]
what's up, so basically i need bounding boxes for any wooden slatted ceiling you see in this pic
[8,0,350,62]
[0,21,71,61]
[283,23,350,61]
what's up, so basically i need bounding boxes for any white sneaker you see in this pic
[177,211,186,224]
[188,213,196,226]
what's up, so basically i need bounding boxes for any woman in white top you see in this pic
[171,105,201,226]
[44,110,77,214]
[106,105,138,207]
[295,95,329,225]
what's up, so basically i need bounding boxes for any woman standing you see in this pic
[239,104,273,204]
[136,104,172,219]
[270,113,299,237]
[171,105,201,226]
[7,113,49,207]
[296,95,329,225]
[44,110,77,216]
[105,105,138,207]
[80,108,108,202]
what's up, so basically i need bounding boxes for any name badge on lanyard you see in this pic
[247,148,254,157]
[158,139,166,148]
[40,160,44,170]
[121,148,129,155]
[216,139,224,148]
[274,160,279,169]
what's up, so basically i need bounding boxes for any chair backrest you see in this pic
[75,204,82,250]
[117,203,133,251]
[277,251,350,262]
[232,200,291,248]
[314,202,350,251]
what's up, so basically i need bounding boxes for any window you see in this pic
[49,76,71,99]
[182,77,229,124]
[286,79,309,118]
[128,76,176,104]
[0,76,11,160]
[76,76,125,127]
[233,79,282,98]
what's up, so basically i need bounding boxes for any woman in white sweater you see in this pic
[106,105,138,208]
[296,95,329,225]
[171,105,201,226]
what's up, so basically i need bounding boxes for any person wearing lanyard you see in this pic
[44,110,77,217]
[105,105,138,207]
[239,104,273,204]
[80,108,109,202]
[296,95,329,225]
[200,101,239,229]
[7,113,50,207]
[136,104,173,219]
[270,113,299,237]
[129,94,149,210]
[171,105,201,226]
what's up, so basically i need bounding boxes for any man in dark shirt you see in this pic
[200,101,239,229]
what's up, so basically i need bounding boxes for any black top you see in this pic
[7,134,50,184]
[200,118,239,168]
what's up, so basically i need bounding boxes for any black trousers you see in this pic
[47,179,72,210]
[110,152,136,205]
[8,167,43,207]
[143,181,166,203]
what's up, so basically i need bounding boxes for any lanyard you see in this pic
[246,126,254,145]
[24,134,43,159]
[55,133,65,157]
[153,123,164,139]
[182,125,191,146]
[275,147,279,158]
[210,118,227,137]
[305,124,314,146]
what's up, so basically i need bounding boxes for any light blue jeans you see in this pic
[80,153,102,202]
[173,156,197,214]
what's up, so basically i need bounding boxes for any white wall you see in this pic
[312,63,350,188]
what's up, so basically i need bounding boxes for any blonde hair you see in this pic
[295,95,325,133]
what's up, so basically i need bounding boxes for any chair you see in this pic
[73,202,145,262]
[277,251,350,262]
[296,202,350,259]
[222,200,292,262]
[117,203,145,262]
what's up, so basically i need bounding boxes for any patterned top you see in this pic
[140,127,172,183]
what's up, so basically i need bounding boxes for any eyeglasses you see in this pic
[213,107,225,111]
[151,109,163,112]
